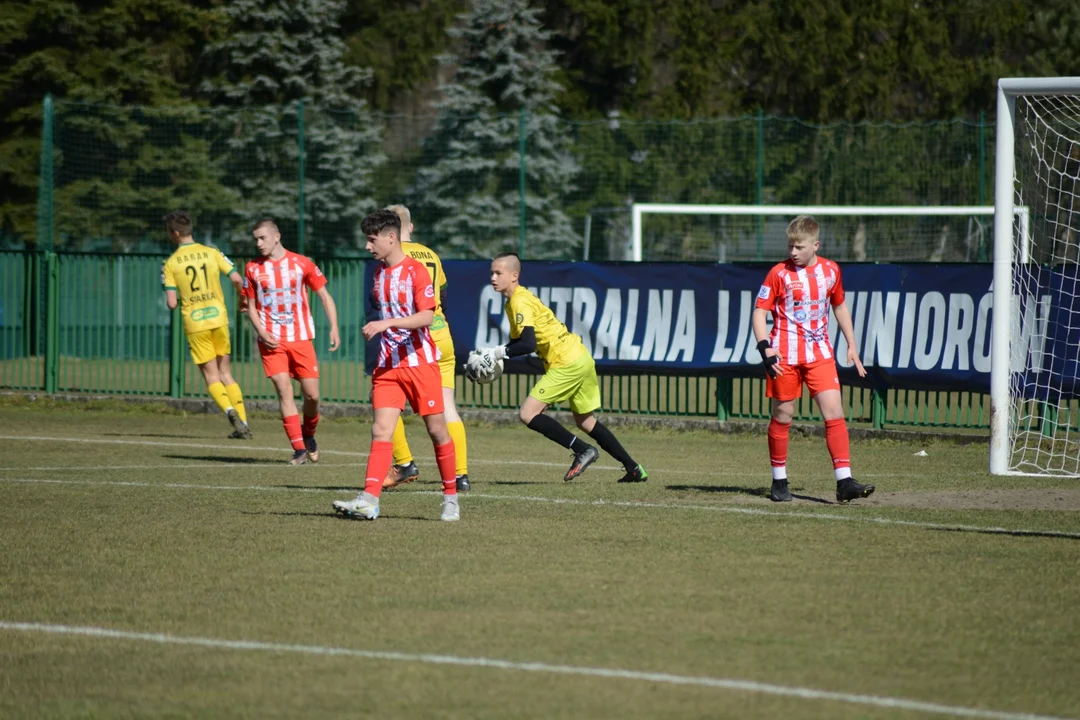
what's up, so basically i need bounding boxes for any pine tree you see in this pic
[410,0,580,259]
[0,0,227,250]
[201,0,384,255]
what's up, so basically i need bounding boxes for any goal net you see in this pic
[629,204,1006,263]
[991,77,1080,476]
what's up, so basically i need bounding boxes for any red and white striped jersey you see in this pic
[755,257,845,366]
[371,256,439,369]
[242,251,327,343]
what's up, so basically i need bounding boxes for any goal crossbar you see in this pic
[630,204,1028,263]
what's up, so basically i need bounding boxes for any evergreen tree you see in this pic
[410,0,580,259]
[0,0,227,249]
[201,0,384,255]
[341,0,468,112]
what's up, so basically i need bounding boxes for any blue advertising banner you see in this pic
[363,260,1070,396]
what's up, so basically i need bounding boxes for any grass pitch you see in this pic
[1,398,1078,719]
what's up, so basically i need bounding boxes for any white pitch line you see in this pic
[0,478,339,494]
[0,434,620,472]
[0,434,987,478]
[0,464,368,472]
[487,494,1080,539]
[3,477,1079,539]
[0,621,1068,720]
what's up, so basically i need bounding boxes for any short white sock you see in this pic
[362,491,380,504]
[835,467,852,481]
[443,494,459,504]
[771,466,787,481]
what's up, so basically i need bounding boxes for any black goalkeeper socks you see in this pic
[527,413,582,450]
[587,421,636,471]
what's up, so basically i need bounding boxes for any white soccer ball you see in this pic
[465,350,504,385]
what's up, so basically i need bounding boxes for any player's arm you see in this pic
[751,307,771,348]
[751,308,781,378]
[314,286,340,352]
[212,250,244,308]
[241,269,278,349]
[829,266,865,377]
[362,309,434,341]
[244,295,278,349]
[752,273,782,378]
[361,264,434,340]
[161,263,179,310]
[482,297,534,362]
[832,301,866,377]
[496,326,536,359]
[438,281,449,312]
[243,298,274,347]
[228,270,246,310]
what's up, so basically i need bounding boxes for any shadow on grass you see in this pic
[667,483,835,505]
[164,454,278,465]
[237,510,438,522]
[790,492,834,505]
[375,479,549,487]
[479,480,547,486]
[277,484,364,491]
[668,483,770,498]
[933,527,1080,541]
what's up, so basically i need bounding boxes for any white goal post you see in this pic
[991,77,1080,476]
[630,204,1029,263]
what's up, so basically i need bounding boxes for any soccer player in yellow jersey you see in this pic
[161,210,251,439]
[474,252,647,483]
[380,205,471,492]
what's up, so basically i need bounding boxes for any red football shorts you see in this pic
[260,339,320,379]
[765,357,841,402]
[372,363,445,416]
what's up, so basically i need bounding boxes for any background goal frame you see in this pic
[629,204,1028,263]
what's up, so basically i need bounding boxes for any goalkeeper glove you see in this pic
[475,346,503,374]
[757,339,779,379]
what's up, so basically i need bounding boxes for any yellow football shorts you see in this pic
[434,328,456,389]
[187,326,231,365]
[529,352,601,415]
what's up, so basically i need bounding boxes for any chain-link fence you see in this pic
[26,98,993,261]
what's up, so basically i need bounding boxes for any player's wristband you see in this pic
[757,339,779,378]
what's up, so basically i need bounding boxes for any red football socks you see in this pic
[768,418,791,469]
[435,441,457,496]
[283,414,305,451]
[824,418,851,470]
[302,413,319,439]
[363,440,394,499]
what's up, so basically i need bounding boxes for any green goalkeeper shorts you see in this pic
[529,352,601,415]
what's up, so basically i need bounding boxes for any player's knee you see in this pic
[773,412,793,425]
[518,407,534,425]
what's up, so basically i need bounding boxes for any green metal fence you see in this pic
[14,98,994,265]
[1,249,1001,430]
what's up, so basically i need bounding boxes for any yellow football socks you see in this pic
[207,381,233,415]
[225,383,247,423]
[447,420,468,476]
[391,416,413,466]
